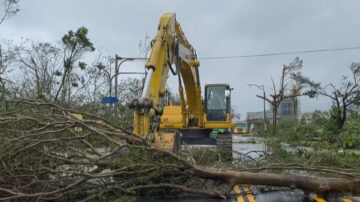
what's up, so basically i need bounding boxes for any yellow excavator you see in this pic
[129,13,234,152]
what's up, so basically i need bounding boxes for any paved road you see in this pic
[231,185,360,202]
[138,187,360,202]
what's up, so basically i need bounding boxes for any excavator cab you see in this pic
[205,84,232,122]
[157,83,234,151]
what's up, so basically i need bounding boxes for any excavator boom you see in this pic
[130,13,202,136]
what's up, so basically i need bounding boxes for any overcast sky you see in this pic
[1,0,360,119]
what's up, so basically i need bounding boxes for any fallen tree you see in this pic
[0,99,359,201]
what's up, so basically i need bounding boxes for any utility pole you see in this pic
[114,55,147,98]
[97,56,147,98]
[114,55,118,98]
[97,57,146,118]
[247,83,267,131]
[263,87,267,131]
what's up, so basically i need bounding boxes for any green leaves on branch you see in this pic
[303,89,319,98]
[71,82,78,87]
[340,114,360,149]
[291,71,321,98]
[78,61,87,70]
[351,62,360,75]
[54,26,95,103]
[54,70,62,76]
[61,27,94,70]
[62,27,95,52]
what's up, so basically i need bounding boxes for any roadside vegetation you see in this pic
[250,55,360,155]
[252,110,360,150]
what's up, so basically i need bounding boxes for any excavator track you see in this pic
[180,129,216,146]
[179,129,233,151]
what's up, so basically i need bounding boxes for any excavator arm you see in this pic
[129,13,202,137]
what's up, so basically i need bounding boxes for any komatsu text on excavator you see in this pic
[129,13,234,152]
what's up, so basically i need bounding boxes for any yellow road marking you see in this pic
[354,197,360,201]
[243,185,255,202]
[234,185,245,202]
[311,195,327,202]
[341,197,353,202]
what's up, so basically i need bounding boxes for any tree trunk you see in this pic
[191,166,360,194]
[340,103,347,130]
[67,75,71,107]
[272,106,277,136]
[54,68,68,103]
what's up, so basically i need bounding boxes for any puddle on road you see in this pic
[232,135,266,159]
[232,135,360,157]
[230,136,360,201]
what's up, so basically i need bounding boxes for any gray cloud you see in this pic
[1,0,360,118]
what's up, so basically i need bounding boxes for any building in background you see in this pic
[246,96,301,131]
[275,97,301,118]
[246,110,271,132]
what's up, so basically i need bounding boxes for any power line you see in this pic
[199,46,360,60]
[122,46,360,62]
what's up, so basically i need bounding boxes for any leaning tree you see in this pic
[293,62,360,131]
